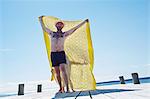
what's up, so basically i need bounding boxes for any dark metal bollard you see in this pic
[119,76,125,84]
[132,73,140,84]
[18,84,24,95]
[37,84,42,93]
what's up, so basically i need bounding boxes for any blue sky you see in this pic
[0,0,149,83]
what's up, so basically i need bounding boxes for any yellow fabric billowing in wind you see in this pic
[39,16,96,91]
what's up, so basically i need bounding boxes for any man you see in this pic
[39,16,88,93]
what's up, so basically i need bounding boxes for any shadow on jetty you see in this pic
[0,93,18,98]
[53,88,139,99]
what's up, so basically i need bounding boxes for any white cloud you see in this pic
[144,64,150,66]
[130,64,150,67]
[0,49,15,52]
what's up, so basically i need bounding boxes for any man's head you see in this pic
[55,21,64,30]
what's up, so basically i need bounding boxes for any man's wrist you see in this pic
[39,16,44,21]
[85,19,89,22]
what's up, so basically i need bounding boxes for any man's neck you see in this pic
[57,29,62,32]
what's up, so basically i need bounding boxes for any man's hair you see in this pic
[55,21,64,26]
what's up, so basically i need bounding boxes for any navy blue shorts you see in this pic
[51,51,66,67]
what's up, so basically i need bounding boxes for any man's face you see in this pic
[55,22,64,30]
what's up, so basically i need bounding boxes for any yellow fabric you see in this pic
[39,16,96,91]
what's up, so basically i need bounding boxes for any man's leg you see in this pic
[54,66,64,92]
[59,64,69,92]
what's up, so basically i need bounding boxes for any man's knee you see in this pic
[59,64,66,71]
[60,67,67,77]
[54,67,60,75]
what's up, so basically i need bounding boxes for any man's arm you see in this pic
[64,19,88,37]
[39,16,53,35]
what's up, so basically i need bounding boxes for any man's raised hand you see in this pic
[85,19,89,22]
[39,16,45,21]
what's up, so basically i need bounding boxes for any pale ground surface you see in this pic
[0,80,150,99]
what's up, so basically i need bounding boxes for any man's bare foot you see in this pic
[66,87,70,93]
[58,87,65,93]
